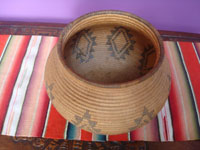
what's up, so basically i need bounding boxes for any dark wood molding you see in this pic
[0,135,199,150]
[0,135,147,150]
[0,21,200,42]
[159,30,200,42]
[0,21,65,36]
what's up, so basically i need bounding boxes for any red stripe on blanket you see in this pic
[164,42,188,140]
[45,105,66,139]
[81,130,92,141]
[109,133,128,141]
[130,117,160,141]
[130,128,144,141]
[31,83,50,136]
[0,35,9,56]
[0,36,31,131]
[178,42,200,112]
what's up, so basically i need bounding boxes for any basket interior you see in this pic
[61,14,160,84]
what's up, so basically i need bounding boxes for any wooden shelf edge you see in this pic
[0,21,200,41]
[0,135,200,150]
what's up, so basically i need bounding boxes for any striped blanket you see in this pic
[0,35,200,141]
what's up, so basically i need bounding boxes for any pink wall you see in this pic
[0,0,200,33]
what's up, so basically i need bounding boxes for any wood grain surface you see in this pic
[0,135,200,150]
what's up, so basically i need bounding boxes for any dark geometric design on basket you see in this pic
[72,110,101,134]
[140,44,156,75]
[45,82,54,101]
[106,26,135,60]
[129,107,154,131]
[167,74,171,82]
[72,29,97,63]
[167,74,171,91]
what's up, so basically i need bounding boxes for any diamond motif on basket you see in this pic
[107,27,135,60]
[140,44,156,75]
[72,29,96,63]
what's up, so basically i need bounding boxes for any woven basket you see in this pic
[44,10,171,135]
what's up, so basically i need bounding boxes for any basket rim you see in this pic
[56,10,164,88]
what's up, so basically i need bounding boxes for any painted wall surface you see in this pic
[0,0,199,33]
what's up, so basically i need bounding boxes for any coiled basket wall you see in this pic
[44,10,171,135]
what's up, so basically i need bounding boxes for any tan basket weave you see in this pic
[44,10,171,135]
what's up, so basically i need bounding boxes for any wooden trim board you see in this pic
[0,135,199,150]
[0,21,200,41]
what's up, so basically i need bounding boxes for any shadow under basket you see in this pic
[44,10,171,135]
